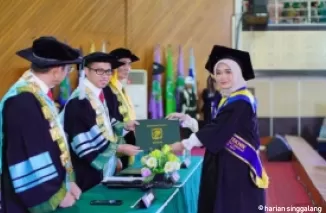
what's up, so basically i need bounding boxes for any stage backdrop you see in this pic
[0,0,234,99]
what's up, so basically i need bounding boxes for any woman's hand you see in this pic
[166,113,199,133]
[166,113,187,122]
[170,142,185,154]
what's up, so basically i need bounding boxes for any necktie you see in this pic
[47,90,53,100]
[99,91,105,103]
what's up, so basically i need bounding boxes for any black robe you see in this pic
[1,93,68,213]
[63,97,120,192]
[196,100,266,213]
[102,85,136,168]
[201,89,221,124]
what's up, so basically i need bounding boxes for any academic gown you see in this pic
[201,89,221,124]
[1,93,68,213]
[196,100,266,213]
[63,97,120,192]
[102,85,136,168]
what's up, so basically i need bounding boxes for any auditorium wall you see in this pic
[241,31,326,147]
[0,0,234,99]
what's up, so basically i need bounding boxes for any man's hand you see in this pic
[117,144,142,156]
[124,120,139,131]
[70,182,81,200]
[59,191,76,208]
[115,158,123,173]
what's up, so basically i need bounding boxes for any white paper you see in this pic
[102,176,145,183]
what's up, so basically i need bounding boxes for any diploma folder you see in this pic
[135,119,181,152]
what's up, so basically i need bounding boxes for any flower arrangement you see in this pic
[140,145,181,178]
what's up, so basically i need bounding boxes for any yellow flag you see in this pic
[102,41,107,53]
[90,41,96,53]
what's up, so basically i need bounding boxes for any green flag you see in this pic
[165,46,176,115]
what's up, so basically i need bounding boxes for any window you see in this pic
[243,0,326,25]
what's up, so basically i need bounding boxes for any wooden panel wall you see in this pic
[0,0,233,98]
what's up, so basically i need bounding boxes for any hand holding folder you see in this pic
[135,119,181,152]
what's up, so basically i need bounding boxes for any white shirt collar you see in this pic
[30,72,50,94]
[84,78,102,97]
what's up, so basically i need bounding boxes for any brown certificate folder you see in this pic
[135,119,181,151]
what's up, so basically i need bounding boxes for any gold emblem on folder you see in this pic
[151,128,163,140]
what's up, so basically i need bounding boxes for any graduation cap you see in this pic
[109,48,139,62]
[16,36,82,69]
[83,52,124,69]
[152,62,165,75]
[205,45,255,81]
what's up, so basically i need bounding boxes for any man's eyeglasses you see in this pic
[88,67,112,75]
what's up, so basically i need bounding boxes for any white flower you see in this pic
[164,161,175,173]
[146,157,157,168]
[141,156,148,165]
[173,162,181,171]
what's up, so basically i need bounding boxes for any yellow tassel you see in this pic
[255,169,269,189]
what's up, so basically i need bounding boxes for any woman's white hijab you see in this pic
[213,59,247,97]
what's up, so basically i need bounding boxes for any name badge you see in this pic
[170,171,180,183]
[181,158,191,168]
[139,190,155,208]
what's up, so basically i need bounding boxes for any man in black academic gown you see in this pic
[62,52,141,192]
[102,48,139,168]
[169,45,268,213]
[0,36,82,213]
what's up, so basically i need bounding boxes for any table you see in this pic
[55,156,203,213]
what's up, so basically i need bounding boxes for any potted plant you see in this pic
[140,145,181,182]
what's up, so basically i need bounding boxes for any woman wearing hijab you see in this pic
[168,45,268,213]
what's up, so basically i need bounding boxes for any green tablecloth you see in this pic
[55,156,203,213]
[55,187,179,213]
[174,156,203,213]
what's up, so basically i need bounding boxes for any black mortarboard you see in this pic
[109,48,139,62]
[83,52,124,69]
[205,45,255,81]
[16,36,82,69]
[152,62,165,75]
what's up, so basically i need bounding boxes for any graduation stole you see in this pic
[215,88,268,189]
[17,71,74,180]
[108,81,136,165]
[109,81,136,122]
[225,134,269,188]
[213,87,257,117]
[67,87,118,143]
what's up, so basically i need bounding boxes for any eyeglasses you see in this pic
[88,67,112,75]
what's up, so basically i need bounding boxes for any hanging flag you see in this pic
[102,41,107,52]
[58,75,72,107]
[176,45,185,112]
[90,41,96,53]
[189,47,197,97]
[165,46,176,115]
[149,45,164,119]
